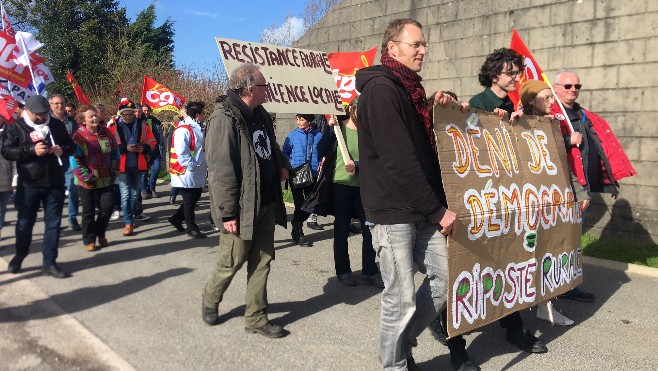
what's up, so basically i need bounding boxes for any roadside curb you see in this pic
[583,255,658,278]
[0,257,136,371]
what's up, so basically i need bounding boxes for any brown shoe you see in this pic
[123,224,134,236]
[98,236,109,247]
[86,242,98,252]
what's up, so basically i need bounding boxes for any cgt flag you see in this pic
[509,29,551,111]
[66,70,90,105]
[0,94,18,122]
[141,76,185,114]
[327,46,377,104]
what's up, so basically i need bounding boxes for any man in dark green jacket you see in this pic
[202,63,290,339]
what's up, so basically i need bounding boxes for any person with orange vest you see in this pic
[108,98,156,236]
[167,101,207,239]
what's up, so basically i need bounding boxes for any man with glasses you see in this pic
[551,68,635,301]
[355,18,460,370]
[458,48,549,360]
[64,103,77,118]
[49,94,80,231]
[108,98,156,236]
[202,63,291,339]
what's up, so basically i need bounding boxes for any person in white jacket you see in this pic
[167,101,208,239]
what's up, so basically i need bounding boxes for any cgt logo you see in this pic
[145,90,177,107]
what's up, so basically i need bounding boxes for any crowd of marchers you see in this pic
[0,17,635,371]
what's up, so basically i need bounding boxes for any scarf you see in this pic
[380,54,435,153]
[22,110,50,132]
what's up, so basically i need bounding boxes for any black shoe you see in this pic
[506,328,548,353]
[202,305,218,326]
[306,221,324,230]
[188,229,207,239]
[7,256,24,274]
[558,287,595,302]
[168,216,185,232]
[406,356,421,371]
[70,220,81,231]
[338,273,357,286]
[245,322,285,338]
[449,338,480,370]
[428,316,448,346]
[41,264,71,279]
[169,195,177,205]
[349,223,362,234]
[363,274,385,289]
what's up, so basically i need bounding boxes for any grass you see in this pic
[283,188,293,203]
[582,233,658,268]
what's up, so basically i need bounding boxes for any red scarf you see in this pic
[381,54,435,152]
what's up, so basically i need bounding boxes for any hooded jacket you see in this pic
[355,65,447,224]
[204,94,290,240]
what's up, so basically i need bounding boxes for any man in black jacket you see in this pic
[355,18,460,370]
[1,95,74,278]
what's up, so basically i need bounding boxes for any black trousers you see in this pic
[172,187,202,231]
[291,183,314,223]
[78,186,113,244]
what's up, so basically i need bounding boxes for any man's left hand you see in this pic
[49,145,63,157]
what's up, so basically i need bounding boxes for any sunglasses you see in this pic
[556,83,582,90]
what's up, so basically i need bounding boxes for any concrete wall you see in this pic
[281,0,658,245]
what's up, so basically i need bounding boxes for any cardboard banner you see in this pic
[327,46,377,104]
[141,76,186,114]
[509,29,551,111]
[433,105,583,338]
[215,37,344,115]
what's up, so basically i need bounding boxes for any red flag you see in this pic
[141,76,185,114]
[66,70,90,105]
[0,94,18,122]
[327,46,377,104]
[509,29,551,111]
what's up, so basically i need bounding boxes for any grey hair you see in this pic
[48,94,66,103]
[554,68,579,84]
[228,63,262,97]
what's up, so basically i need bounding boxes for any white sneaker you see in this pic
[536,301,574,326]
[110,210,120,220]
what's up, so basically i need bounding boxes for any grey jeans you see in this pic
[371,220,449,370]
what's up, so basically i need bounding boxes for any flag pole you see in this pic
[541,72,575,133]
[17,34,40,94]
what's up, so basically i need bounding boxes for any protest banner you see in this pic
[433,105,583,338]
[327,46,377,104]
[215,37,344,115]
[141,76,186,114]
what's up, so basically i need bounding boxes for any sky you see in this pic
[119,0,309,74]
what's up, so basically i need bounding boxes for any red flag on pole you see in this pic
[141,76,186,114]
[327,46,377,104]
[509,29,551,111]
[66,70,90,105]
[0,94,18,122]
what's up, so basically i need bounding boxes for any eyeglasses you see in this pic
[393,40,428,51]
[556,83,582,90]
[253,84,267,88]
[535,95,555,102]
[502,70,522,78]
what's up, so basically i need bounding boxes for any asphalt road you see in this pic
[1,190,657,370]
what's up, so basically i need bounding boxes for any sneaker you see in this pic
[141,192,152,199]
[110,210,120,221]
[245,322,285,338]
[209,220,219,231]
[363,274,385,289]
[151,190,159,198]
[428,316,448,346]
[536,301,574,326]
[306,221,324,230]
[505,328,548,353]
[134,213,151,222]
[558,287,595,302]
[338,273,357,287]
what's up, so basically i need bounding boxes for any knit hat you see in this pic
[296,113,315,122]
[519,80,551,106]
[117,98,136,115]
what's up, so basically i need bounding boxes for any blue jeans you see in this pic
[332,183,378,277]
[371,220,449,371]
[118,168,142,225]
[140,157,161,193]
[64,167,79,223]
[14,184,65,267]
[0,191,10,228]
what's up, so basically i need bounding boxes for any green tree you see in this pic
[127,3,175,68]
